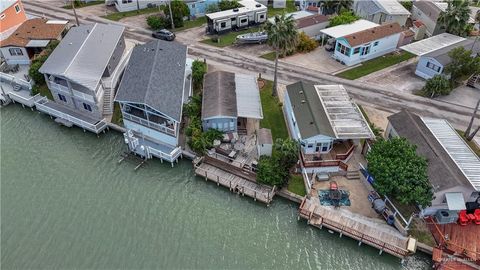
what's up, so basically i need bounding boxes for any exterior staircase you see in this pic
[102,86,113,115]
[466,74,479,88]
[346,170,360,180]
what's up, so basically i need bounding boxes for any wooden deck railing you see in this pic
[300,154,349,171]
[203,156,256,182]
[335,144,355,161]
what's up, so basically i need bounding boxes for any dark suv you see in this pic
[152,29,175,41]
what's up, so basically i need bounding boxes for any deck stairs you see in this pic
[346,170,360,180]
[467,74,479,88]
[102,86,113,115]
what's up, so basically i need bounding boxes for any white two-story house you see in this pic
[115,40,191,166]
[354,0,410,27]
[37,23,131,134]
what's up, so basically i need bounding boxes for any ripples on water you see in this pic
[0,106,432,269]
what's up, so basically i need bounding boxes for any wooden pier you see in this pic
[193,157,276,205]
[298,197,415,259]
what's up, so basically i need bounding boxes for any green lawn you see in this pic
[456,130,480,157]
[287,174,306,196]
[102,7,159,21]
[173,17,207,32]
[111,103,123,126]
[259,79,288,140]
[32,84,53,100]
[267,0,297,17]
[260,51,276,61]
[201,27,260,47]
[336,52,415,80]
[62,0,103,9]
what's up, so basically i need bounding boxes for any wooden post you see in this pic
[254,191,257,201]
[205,170,208,181]
[229,181,232,191]
[216,175,219,186]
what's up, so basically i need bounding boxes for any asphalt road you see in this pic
[23,0,479,129]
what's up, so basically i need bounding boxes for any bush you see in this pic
[147,15,167,30]
[329,11,360,27]
[257,138,299,187]
[28,60,45,85]
[218,0,241,11]
[160,0,189,28]
[422,75,452,98]
[296,32,318,53]
[192,60,207,93]
[205,3,220,13]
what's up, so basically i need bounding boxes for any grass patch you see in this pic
[111,102,123,126]
[173,16,207,32]
[201,27,260,47]
[267,0,297,17]
[259,79,288,140]
[456,129,480,157]
[336,52,415,80]
[409,218,435,246]
[260,51,276,61]
[102,7,159,21]
[62,0,103,9]
[288,174,306,196]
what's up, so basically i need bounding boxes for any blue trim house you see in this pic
[333,22,403,66]
[115,40,192,166]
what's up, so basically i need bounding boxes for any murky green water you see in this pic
[1,105,431,269]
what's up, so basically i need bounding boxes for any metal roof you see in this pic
[373,0,410,15]
[39,23,125,91]
[445,192,466,211]
[206,0,266,20]
[320,19,379,39]
[422,118,480,191]
[315,85,374,139]
[235,74,263,120]
[400,33,465,56]
[25,39,50,47]
[115,40,187,122]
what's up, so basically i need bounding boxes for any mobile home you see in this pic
[206,0,267,34]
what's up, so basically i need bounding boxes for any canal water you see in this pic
[1,105,432,269]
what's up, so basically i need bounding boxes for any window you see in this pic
[231,18,236,21]
[9,48,23,56]
[0,14,5,20]
[240,19,247,24]
[58,94,67,102]
[191,4,195,8]
[353,47,360,54]
[308,143,313,148]
[322,145,328,152]
[83,103,92,112]
[14,4,20,13]
[229,120,234,131]
[426,61,441,72]
[260,15,264,19]
[361,45,371,56]
[336,43,350,56]
[122,0,133,3]
[220,22,226,28]
[373,41,379,46]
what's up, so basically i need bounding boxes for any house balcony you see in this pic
[124,130,182,165]
[300,140,355,170]
[122,111,176,137]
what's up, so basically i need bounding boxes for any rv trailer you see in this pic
[206,0,267,34]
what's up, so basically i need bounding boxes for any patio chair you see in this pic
[458,210,470,226]
[473,209,480,225]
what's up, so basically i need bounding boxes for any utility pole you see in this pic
[71,0,79,26]
[168,0,175,30]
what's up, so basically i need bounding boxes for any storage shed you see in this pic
[257,128,273,157]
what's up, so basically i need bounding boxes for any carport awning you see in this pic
[25,40,50,48]
[445,192,466,211]
[319,19,378,39]
[400,33,465,56]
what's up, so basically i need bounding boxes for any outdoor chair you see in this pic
[458,210,470,226]
[474,209,480,225]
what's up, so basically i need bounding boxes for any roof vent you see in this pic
[309,121,314,125]
[301,100,306,103]
[299,90,303,94]
[233,8,239,12]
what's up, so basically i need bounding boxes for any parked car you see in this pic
[152,29,175,41]
[324,38,335,52]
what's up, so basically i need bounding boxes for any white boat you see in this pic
[235,31,268,44]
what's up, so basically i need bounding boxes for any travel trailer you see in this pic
[206,0,267,34]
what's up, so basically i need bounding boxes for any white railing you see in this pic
[35,97,107,133]
[148,146,182,162]
[8,92,42,107]
[102,48,132,90]
[123,112,176,136]
[0,71,33,90]
[72,89,95,103]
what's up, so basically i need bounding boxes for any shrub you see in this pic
[147,15,167,30]
[205,3,220,13]
[328,11,360,27]
[192,60,207,93]
[257,138,299,187]
[160,0,189,28]
[218,0,241,11]
[28,60,45,85]
[422,75,452,98]
[296,32,318,53]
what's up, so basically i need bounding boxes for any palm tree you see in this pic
[320,0,353,15]
[438,0,471,37]
[465,99,480,141]
[70,0,80,26]
[264,14,298,97]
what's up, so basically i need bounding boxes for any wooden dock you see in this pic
[193,157,275,205]
[298,198,415,259]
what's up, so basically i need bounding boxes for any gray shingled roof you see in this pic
[387,110,474,193]
[201,71,237,119]
[115,40,187,122]
[424,39,480,65]
[286,81,336,139]
[413,1,443,21]
[39,23,125,91]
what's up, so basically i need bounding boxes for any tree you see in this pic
[161,0,189,28]
[205,3,220,13]
[400,1,412,11]
[328,10,360,27]
[464,99,480,141]
[422,75,452,98]
[438,0,471,37]
[257,138,299,187]
[296,32,318,53]
[218,0,241,11]
[264,14,298,96]
[445,46,480,83]
[192,60,207,93]
[146,15,168,30]
[274,138,299,169]
[321,0,353,15]
[366,138,433,207]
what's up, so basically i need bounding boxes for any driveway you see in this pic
[357,59,425,94]
[436,85,480,109]
[280,46,347,74]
